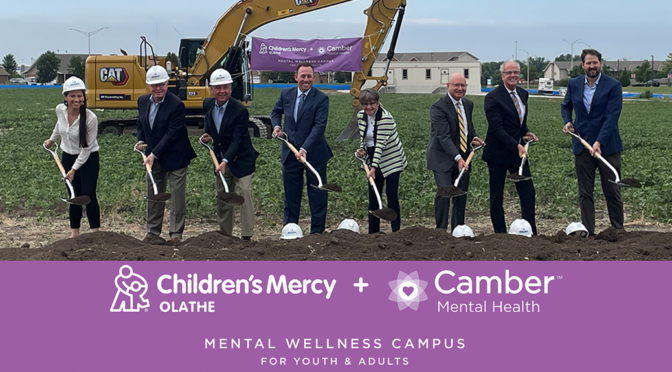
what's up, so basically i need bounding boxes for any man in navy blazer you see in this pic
[271,62,332,234]
[200,68,259,240]
[135,65,196,244]
[482,59,538,235]
[561,49,624,236]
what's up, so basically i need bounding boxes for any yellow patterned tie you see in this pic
[510,92,523,124]
[456,102,467,153]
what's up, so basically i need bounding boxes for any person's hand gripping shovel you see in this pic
[42,142,91,206]
[198,137,244,206]
[274,133,342,193]
[133,144,171,202]
[438,143,484,198]
[355,152,397,221]
[507,136,536,182]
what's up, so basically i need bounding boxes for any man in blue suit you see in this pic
[561,49,624,236]
[271,62,332,234]
[135,65,197,244]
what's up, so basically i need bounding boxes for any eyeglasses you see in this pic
[502,71,520,76]
[361,101,379,107]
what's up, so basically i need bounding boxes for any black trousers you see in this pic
[433,167,470,232]
[366,147,401,234]
[575,149,623,235]
[487,160,537,235]
[282,156,328,234]
[61,151,100,229]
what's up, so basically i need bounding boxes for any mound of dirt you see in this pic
[1,227,671,261]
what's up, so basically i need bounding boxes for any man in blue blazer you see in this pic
[482,59,538,235]
[135,65,197,244]
[271,62,332,234]
[200,69,259,240]
[561,49,624,236]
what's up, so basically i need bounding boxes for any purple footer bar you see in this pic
[1,262,670,371]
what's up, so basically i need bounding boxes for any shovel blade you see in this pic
[369,208,398,222]
[147,193,172,202]
[438,186,467,198]
[610,178,642,188]
[67,195,91,206]
[507,174,532,182]
[310,183,342,193]
[217,192,245,206]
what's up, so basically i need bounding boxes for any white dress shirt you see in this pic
[365,114,375,147]
[447,94,478,161]
[50,103,99,170]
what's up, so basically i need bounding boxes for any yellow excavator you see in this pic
[85,0,406,140]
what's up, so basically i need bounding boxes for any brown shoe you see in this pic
[142,236,166,245]
[170,237,181,244]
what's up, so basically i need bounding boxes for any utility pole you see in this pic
[519,49,530,90]
[69,27,109,54]
[563,38,582,72]
[651,55,654,80]
[515,41,518,61]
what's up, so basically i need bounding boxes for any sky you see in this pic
[2,0,670,67]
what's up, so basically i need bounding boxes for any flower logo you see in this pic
[388,271,428,311]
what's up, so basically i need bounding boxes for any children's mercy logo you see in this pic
[110,265,150,312]
[389,271,428,311]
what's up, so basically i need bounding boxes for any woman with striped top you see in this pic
[355,89,408,233]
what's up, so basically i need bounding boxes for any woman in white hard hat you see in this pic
[43,76,100,238]
[355,88,408,234]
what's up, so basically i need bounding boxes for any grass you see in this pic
[1,87,671,225]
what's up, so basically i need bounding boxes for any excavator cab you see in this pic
[178,38,206,69]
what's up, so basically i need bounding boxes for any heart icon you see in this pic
[402,286,414,297]
[399,281,418,302]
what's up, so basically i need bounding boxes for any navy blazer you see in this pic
[136,91,196,172]
[482,85,530,166]
[203,97,259,179]
[270,87,333,165]
[560,73,623,157]
[427,95,478,172]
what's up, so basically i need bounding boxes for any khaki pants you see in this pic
[146,163,188,239]
[215,167,254,237]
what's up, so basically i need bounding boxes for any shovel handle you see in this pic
[361,162,377,187]
[285,142,306,164]
[51,153,67,175]
[361,161,384,210]
[207,150,232,194]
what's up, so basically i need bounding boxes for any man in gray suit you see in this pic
[428,73,484,232]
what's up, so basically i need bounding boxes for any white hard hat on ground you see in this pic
[566,222,588,238]
[281,223,303,240]
[452,225,474,238]
[62,76,87,94]
[210,69,233,86]
[337,219,360,234]
[145,65,170,85]
[508,219,533,237]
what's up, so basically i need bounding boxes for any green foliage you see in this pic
[556,78,569,87]
[1,88,672,227]
[602,63,612,77]
[569,64,583,78]
[554,54,581,62]
[166,52,179,68]
[36,51,60,84]
[2,54,18,78]
[260,71,296,83]
[635,60,652,83]
[481,61,503,86]
[639,90,653,99]
[67,56,86,80]
[333,71,351,83]
[618,70,631,87]
[661,53,672,76]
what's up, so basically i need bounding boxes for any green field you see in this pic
[1,88,671,225]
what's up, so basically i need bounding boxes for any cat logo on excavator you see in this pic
[100,67,130,86]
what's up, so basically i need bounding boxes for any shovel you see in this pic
[438,144,484,198]
[42,143,91,206]
[567,131,641,188]
[275,133,342,193]
[355,153,398,221]
[133,145,172,202]
[198,138,245,206]
[507,137,535,182]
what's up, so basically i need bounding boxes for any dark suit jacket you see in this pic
[560,73,623,157]
[427,95,478,172]
[482,85,529,166]
[136,91,196,172]
[270,87,333,165]
[203,97,259,178]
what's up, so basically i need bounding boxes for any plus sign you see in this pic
[353,277,369,293]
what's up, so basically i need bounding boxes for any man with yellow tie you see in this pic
[482,59,539,235]
[428,73,484,233]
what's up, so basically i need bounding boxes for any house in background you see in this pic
[23,54,97,84]
[543,60,666,81]
[362,52,482,94]
[0,67,9,84]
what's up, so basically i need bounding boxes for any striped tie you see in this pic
[510,91,523,124]
[456,102,467,153]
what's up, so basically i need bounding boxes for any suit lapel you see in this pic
[589,74,606,115]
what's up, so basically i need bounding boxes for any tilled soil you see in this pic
[1,226,671,261]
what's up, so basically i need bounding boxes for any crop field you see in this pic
[1,88,671,228]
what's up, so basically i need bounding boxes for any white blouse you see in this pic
[365,114,375,147]
[49,103,100,170]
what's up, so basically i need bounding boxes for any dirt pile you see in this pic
[1,226,671,261]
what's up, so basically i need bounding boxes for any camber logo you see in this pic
[110,265,150,312]
[100,67,129,86]
[389,271,428,311]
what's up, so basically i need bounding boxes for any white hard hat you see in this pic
[281,223,303,240]
[508,219,533,237]
[337,219,360,234]
[145,65,170,85]
[62,76,87,94]
[452,225,474,238]
[210,68,233,86]
[566,222,588,238]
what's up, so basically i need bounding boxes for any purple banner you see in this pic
[251,37,363,72]
[1,262,671,371]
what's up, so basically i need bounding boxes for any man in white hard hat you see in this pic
[135,65,196,244]
[200,68,259,240]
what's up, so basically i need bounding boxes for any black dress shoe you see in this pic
[242,236,252,241]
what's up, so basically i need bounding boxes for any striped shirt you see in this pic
[358,106,408,178]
